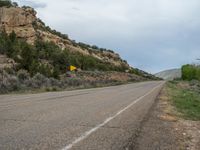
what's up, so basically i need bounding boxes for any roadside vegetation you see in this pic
[0,69,144,94]
[167,80,200,120]
[0,30,146,94]
[0,29,158,94]
[163,63,200,120]
[0,28,157,93]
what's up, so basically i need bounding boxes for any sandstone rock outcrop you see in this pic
[0,6,37,44]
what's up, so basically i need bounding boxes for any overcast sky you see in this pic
[15,0,200,73]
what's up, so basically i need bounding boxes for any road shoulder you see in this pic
[128,83,200,150]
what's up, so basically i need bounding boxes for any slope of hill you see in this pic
[0,2,158,93]
[0,5,128,68]
[155,69,181,80]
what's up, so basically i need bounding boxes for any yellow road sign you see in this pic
[69,65,77,71]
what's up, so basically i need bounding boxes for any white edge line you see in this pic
[61,83,163,150]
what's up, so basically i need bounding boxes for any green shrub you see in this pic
[17,69,30,81]
[181,64,200,81]
[31,73,47,88]
[0,0,13,7]
[20,42,34,71]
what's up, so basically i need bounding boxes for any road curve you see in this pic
[0,81,164,150]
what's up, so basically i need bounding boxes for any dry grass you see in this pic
[0,70,146,94]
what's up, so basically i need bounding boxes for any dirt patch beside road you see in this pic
[130,83,200,150]
[176,120,200,150]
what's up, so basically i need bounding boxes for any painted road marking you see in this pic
[61,83,162,150]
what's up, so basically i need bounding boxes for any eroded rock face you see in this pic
[0,7,37,44]
[0,6,129,68]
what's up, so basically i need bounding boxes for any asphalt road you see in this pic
[0,81,164,150]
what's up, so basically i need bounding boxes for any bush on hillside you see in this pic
[17,69,30,81]
[0,0,13,7]
[0,31,129,79]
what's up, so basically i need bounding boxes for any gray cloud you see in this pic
[15,0,200,73]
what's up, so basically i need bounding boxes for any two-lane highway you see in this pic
[0,81,164,150]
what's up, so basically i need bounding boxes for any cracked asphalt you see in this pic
[0,81,164,150]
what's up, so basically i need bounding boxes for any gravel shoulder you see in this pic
[130,83,200,150]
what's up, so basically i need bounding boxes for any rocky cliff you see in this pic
[0,6,129,68]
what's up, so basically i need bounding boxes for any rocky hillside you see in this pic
[155,69,181,80]
[0,2,159,81]
[0,1,159,94]
[0,5,129,68]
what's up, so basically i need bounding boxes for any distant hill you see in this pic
[155,69,181,80]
